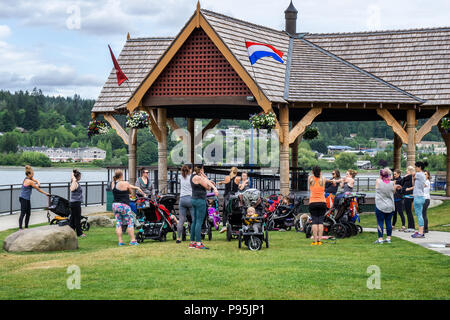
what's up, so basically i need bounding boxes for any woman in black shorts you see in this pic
[308,166,327,246]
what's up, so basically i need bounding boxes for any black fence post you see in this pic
[10,185,13,215]
[67,182,70,200]
[101,181,105,205]
[48,183,52,198]
[85,182,88,207]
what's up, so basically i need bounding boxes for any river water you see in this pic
[0,167,108,186]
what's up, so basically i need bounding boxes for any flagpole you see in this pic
[245,39,263,104]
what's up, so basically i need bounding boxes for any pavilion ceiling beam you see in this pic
[288,107,323,145]
[147,109,162,143]
[103,114,129,145]
[376,108,408,144]
[416,107,450,144]
[167,118,180,131]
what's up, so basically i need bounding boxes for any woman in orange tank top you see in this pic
[308,166,328,246]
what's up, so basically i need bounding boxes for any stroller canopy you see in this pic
[242,188,261,208]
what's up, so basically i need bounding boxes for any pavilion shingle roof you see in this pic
[304,27,450,105]
[92,37,174,113]
[92,9,450,114]
[287,38,423,104]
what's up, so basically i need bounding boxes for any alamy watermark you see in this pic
[67,265,81,290]
[66,4,81,30]
[366,265,381,290]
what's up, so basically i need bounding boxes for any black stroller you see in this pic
[135,196,177,243]
[47,195,90,231]
[266,194,303,231]
[226,189,269,249]
[156,194,182,241]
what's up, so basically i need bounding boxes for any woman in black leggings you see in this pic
[69,169,86,237]
[400,166,415,232]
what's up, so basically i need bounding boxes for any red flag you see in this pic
[108,45,128,86]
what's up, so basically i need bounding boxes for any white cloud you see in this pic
[0,25,11,39]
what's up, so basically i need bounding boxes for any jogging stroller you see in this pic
[207,192,221,231]
[266,194,302,231]
[134,196,177,243]
[47,195,90,231]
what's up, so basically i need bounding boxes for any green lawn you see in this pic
[360,200,450,232]
[1,219,449,300]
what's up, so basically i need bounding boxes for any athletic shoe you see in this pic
[384,239,391,244]
[176,240,181,244]
[118,242,126,246]
[195,243,209,250]
[404,228,415,233]
[317,241,323,246]
[311,242,317,246]
[189,242,196,249]
[411,233,425,238]
[129,241,139,246]
[219,227,227,234]
[373,239,383,244]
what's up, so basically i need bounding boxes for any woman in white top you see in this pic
[374,168,401,244]
[422,170,431,233]
[176,164,192,243]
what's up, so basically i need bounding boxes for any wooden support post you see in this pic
[104,114,129,145]
[376,108,408,144]
[291,121,299,168]
[288,108,322,145]
[438,120,450,197]
[415,107,450,144]
[128,128,137,195]
[158,109,168,194]
[187,118,195,164]
[406,109,416,168]
[279,105,290,196]
[393,133,402,171]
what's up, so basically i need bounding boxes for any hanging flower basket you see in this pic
[441,117,450,132]
[87,120,110,138]
[126,111,149,129]
[249,111,276,132]
[303,126,319,140]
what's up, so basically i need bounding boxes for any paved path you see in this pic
[0,205,107,232]
[365,227,450,256]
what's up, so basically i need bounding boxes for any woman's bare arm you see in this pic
[30,181,49,196]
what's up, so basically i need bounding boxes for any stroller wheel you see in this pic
[182,227,187,241]
[248,236,262,251]
[285,226,292,232]
[305,224,312,239]
[81,221,90,232]
[357,225,363,234]
[265,230,269,248]
[342,223,353,238]
[172,231,176,241]
[348,222,358,236]
[50,219,58,225]
[208,228,212,241]
[160,233,167,242]
[226,224,232,242]
[329,223,346,239]
[136,232,144,243]
[238,231,242,248]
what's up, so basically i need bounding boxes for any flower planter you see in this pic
[87,120,110,138]
[126,111,150,129]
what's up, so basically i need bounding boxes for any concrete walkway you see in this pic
[365,227,450,256]
[0,205,107,232]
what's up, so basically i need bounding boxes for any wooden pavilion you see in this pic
[92,1,450,196]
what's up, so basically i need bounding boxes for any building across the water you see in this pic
[19,147,106,163]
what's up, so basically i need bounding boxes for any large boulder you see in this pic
[88,215,114,227]
[3,225,78,252]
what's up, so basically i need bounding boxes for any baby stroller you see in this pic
[266,194,302,231]
[156,194,182,240]
[207,192,221,230]
[47,195,90,231]
[134,196,177,243]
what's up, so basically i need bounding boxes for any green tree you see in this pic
[335,152,357,170]
[18,151,52,167]
[71,142,79,148]
[0,133,19,153]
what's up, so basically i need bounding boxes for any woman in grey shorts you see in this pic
[176,164,192,243]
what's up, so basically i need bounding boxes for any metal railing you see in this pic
[0,181,108,215]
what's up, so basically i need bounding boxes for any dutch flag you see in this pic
[245,41,284,65]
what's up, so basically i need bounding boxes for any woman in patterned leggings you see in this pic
[111,170,143,246]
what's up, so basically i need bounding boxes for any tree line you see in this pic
[0,89,446,171]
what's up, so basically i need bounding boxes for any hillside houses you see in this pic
[19,147,106,163]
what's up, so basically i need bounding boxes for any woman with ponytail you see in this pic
[374,168,401,244]
[111,169,144,246]
[18,165,49,230]
[69,169,85,237]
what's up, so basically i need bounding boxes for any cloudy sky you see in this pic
[0,0,449,99]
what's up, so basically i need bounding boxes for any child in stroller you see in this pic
[238,197,269,251]
[207,192,221,230]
